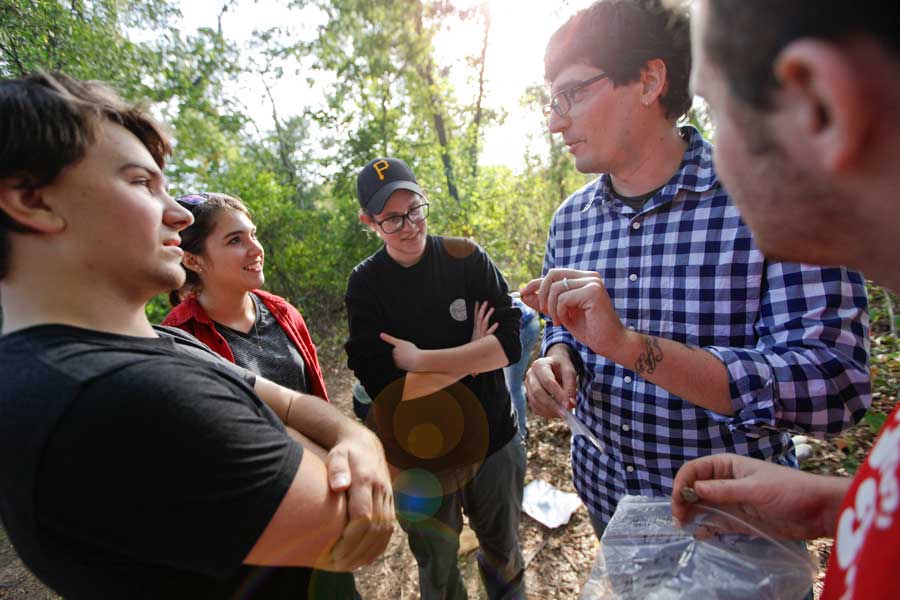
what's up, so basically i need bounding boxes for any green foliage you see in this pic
[0,0,176,94]
[2,0,598,329]
[146,294,171,325]
[841,452,862,476]
[867,281,900,338]
[683,99,714,140]
[304,0,462,201]
[864,411,889,436]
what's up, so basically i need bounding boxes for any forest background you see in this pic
[2,1,900,598]
[1,0,607,326]
[0,0,718,325]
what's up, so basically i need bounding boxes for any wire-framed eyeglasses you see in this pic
[374,202,429,234]
[542,72,610,118]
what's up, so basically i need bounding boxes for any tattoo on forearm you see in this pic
[634,336,664,375]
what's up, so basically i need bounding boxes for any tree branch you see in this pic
[259,71,301,194]
[469,4,490,179]
[413,7,460,203]
[884,287,897,338]
[0,39,27,77]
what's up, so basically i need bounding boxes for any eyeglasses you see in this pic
[542,72,610,118]
[176,193,209,206]
[374,202,429,234]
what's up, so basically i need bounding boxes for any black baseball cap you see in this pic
[357,157,425,215]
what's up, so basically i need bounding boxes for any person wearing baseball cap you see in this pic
[345,157,527,599]
[356,157,425,215]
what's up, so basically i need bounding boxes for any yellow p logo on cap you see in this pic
[373,160,390,181]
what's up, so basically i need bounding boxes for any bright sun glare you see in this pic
[181,0,595,171]
[434,0,595,168]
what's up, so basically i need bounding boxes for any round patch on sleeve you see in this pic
[449,298,467,322]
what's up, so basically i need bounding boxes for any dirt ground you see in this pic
[0,526,57,600]
[318,344,839,600]
[5,335,895,598]
[298,351,603,600]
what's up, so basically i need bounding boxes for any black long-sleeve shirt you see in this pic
[345,235,520,471]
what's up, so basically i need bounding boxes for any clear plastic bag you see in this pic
[580,496,817,600]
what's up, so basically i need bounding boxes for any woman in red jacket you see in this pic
[163,192,328,401]
[163,192,357,598]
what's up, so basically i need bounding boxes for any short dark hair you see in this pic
[0,72,171,279]
[702,1,900,110]
[169,193,251,307]
[545,0,692,121]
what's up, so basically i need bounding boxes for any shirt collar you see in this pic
[165,295,213,327]
[581,125,718,213]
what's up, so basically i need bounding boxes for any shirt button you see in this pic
[622,424,631,432]
[629,273,638,282]
[632,221,641,230]
[626,465,635,473]
[624,376,633,383]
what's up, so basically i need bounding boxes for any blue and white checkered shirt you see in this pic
[541,127,871,525]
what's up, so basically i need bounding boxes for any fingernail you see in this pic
[332,474,350,488]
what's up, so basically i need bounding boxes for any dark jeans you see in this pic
[398,436,527,600]
[304,570,360,599]
[351,380,371,422]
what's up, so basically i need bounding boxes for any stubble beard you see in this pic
[731,119,840,265]
[141,261,187,301]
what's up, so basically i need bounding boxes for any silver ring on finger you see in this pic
[563,276,570,290]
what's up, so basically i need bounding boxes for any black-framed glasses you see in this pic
[176,193,209,206]
[542,72,610,118]
[374,202,429,234]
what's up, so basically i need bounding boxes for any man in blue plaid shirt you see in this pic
[521,0,872,538]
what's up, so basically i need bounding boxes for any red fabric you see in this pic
[821,403,900,599]
[162,290,329,402]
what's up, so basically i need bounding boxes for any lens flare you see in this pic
[394,468,443,522]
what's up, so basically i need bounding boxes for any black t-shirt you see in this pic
[344,235,520,472]
[0,324,313,599]
[611,183,665,212]
[154,323,258,386]
[215,293,309,394]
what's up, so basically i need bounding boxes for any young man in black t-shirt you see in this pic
[345,157,526,599]
[0,72,394,599]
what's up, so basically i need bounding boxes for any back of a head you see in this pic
[0,72,171,279]
[545,0,692,121]
[702,1,900,110]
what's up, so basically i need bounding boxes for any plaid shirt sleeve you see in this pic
[540,209,575,352]
[705,263,871,438]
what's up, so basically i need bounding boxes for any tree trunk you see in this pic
[469,6,490,179]
[414,6,460,203]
